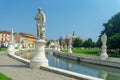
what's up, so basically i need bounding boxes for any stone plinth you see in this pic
[7,29,15,54]
[99,46,108,60]
[7,42,15,54]
[57,46,60,52]
[30,39,48,68]
[68,45,72,53]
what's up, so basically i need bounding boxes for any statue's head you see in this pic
[38,8,42,13]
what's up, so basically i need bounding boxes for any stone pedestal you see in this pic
[7,42,15,54]
[57,40,60,52]
[57,45,60,52]
[30,39,48,68]
[7,29,15,54]
[68,45,72,53]
[99,46,108,60]
[54,41,57,51]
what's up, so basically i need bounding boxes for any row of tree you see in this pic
[72,38,97,48]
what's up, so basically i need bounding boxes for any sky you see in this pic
[0,0,120,42]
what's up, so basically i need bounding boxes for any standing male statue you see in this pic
[35,8,46,39]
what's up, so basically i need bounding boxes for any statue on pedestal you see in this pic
[100,33,108,60]
[35,8,46,39]
[30,8,48,68]
[7,28,15,54]
[68,37,72,53]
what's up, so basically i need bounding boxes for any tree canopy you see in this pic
[82,38,95,48]
[100,12,120,49]
[72,37,83,48]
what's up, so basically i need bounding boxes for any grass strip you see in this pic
[0,73,12,80]
[0,48,7,51]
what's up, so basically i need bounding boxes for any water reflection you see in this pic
[66,62,72,70]
[54,57,59,67]
[46,52,120,80]
[98,71,108,79]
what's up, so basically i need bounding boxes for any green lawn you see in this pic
[0,73,12,80]
[61,49,100,56]
[0,48,7,51]
[61,49,120,58]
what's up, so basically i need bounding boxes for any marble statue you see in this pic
[68,37,72,53]
[35,8,46,39]
[69,37,72,45]
[10,28,14,43]
[100,33,108,60]
[101,33,107,46]
[7,28,15,54]
[30,8,48,68]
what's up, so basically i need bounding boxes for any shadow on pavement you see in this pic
[0,64,29,68]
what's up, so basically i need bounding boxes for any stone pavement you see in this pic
[0,51,77,80]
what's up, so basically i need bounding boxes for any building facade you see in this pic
[15,32,36,48]
[0,30,10,47]
[0,30,36,48]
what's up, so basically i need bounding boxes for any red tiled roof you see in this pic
[19,32,36,39]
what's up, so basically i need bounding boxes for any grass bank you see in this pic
[0,48,7,51]
[61,49,100,56]
[0,73,12,80]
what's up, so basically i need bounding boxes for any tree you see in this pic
[72,38,83,48]
[82,38,95,48]
[46,41,50,47]
[100,12,120,49]
[108,33,120,49]
[95,38,102,48]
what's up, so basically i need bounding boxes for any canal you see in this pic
[19,51,120,80]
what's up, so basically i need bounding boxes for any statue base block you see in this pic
[30,59,48,68]
[99,53,108,60]
[30,39,49,69]
[7,42,15,54]
[68,49,72,53]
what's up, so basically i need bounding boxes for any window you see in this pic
[5,38,7,41]
[1,38,3,41]
[2,34,3,36]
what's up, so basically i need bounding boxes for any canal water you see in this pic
[19,51,120,80]
[46,52,120,80]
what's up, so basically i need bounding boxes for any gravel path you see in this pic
[0,51,77,80]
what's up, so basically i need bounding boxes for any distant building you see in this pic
[0,30,10,47]
[0,30,36,48]
[15,32,36,48]
[59,31,77,49]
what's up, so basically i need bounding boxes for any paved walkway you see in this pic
[0,51,77,80]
